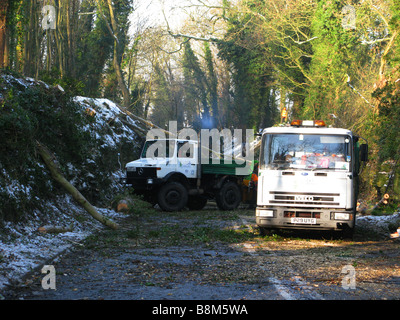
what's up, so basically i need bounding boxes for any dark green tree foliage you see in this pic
[126,36,145,116]
[0,72,143,222]
[304,0,359,120]
[204,42,219,127]
[217,11,277,130]
[373,84,400,161]
[3,0,132,102]
[149,62,181,128]
[389,0,400,64]
[4,0,26,72]
[74,1,114,97]
[102,0,132,108]
[182,41,213,129]
[372,0,400,163]
[129,81,146,117]
[0,75,91,221]
[352,0,400,201]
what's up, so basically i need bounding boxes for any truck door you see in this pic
[177,141,198,179]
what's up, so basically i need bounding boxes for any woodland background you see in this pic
[1,0,400,214]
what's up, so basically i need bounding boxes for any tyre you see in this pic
[216,181,242,211]
[337,227,354,240]
[259,227,274,237]
[157,182,188,212]
[187,195,207,210]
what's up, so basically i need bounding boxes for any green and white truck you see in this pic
[123,138,253,211]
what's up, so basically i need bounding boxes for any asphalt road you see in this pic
[4,206,400,302]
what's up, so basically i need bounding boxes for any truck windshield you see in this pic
[141,140,175,158]
[260,133,351,171]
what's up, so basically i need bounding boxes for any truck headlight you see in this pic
[333,212,351,220]
[257,209,275,218]
[147,179,154,184]
[126,166,136,172]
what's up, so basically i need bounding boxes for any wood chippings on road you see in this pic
[4,204,400,300]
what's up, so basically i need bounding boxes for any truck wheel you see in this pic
[157,182,188,212]
[216,181,242,211]
[187,195,207,210]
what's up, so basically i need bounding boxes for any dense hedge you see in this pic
[0,72,142,223]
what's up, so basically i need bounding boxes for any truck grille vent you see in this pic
[269,191,340,206]
[127,167,157,178]
[284,211,320,218]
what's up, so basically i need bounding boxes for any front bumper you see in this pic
[121,176,162,191]
[256,206,355,231]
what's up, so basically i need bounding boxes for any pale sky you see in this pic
[129,0,190,35]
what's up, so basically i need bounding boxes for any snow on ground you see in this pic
[356,212,400,236]
[74,96,142,149]
[0,194,125,294]
[0,82,144,295]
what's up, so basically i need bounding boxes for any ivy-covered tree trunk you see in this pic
[0,0,8,68]
[106,0,130,110]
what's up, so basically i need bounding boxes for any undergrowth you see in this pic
[0,71,141,223]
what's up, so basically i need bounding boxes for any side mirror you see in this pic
[256,129,263,137]
[360,144,368,162]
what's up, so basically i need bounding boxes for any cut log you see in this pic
[36,141,119,230]
[117,200,130,213]
[38,225,73,234]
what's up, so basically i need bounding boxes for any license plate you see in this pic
[291,218,317,225]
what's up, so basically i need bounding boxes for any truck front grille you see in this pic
[127,167,157,178]
[269,191,340,206]
[284,211,321,218]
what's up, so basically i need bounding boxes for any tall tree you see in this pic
[149,61,184,129]
[103,0,131,109]
[217,4,278,130]
[182,41,212,129]
[204,42,220,127]
[302,0,358,120]
[74,0,113,96]
[0,0,8,68]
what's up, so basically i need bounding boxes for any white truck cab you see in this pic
[125,139,199,184]
[256,120,368,237]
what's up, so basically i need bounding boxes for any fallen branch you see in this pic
[118,117,147,137]
[358,194,390,214]
[371,194,390,212]
[36,141,119,230]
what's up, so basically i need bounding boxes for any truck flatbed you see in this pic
[201,160,253,176]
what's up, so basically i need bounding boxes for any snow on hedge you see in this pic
[0,75,146,293]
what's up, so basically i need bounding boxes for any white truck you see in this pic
[123,138,254,211]
[256,120,368,237]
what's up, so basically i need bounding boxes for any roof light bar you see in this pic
[290,120,326,127]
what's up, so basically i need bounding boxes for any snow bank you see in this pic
[0,194,125,293]
[356,212,400,237]
[74,96,142,149]
[0,76,146,295]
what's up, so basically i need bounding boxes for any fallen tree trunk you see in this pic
[36,141,119,230]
